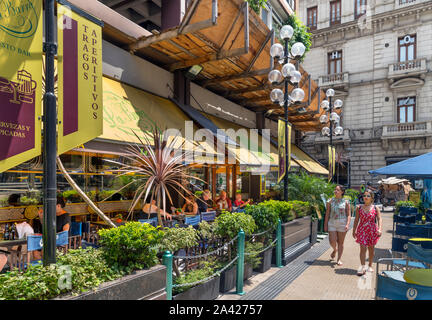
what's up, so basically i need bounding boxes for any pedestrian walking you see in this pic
[324,185,351,266]
[352,190,382,276]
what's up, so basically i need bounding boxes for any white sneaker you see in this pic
[367,266,374,273]
[357,265,366,276]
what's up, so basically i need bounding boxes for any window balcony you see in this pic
[395,0,430,9]
[318,72,349,89]
[313,128,351,145]
[382,121,432,139]
[388,58,427,80]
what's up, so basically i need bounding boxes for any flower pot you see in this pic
[278,216,313,265]
[58,265,166,300]
[310,219,318,245]
[243,263,253,281]
[219,264,236,293]
[254,246,273,273]
[173,276,220,300]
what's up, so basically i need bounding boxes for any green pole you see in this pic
[276,219,282,268]
[236,229,245,295]
[162,250,173,300]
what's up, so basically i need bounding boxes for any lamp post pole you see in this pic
[42,0,57,265]
[268,25,306,202]
[319,89,344,185]
[283,40,289,202]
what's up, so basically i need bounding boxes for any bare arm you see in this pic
[352,206,360,238]
[345,200,351,231]
[324,201,330,232]
[376,206,382,235]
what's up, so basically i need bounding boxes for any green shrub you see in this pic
[98,222,164,272]
[244,241,264,269]
[245,204,279,232]
[0,248,122,300]
[198,221,218,242]
[395,200,416,214]
[247,0,268,14]
[345,189,359,204]
[214,211,256,239]
[62,190,82,203]
[290,200,311,218]
[259,200,294,223]
[173,259,216,295]
[20,196,39,206]
[160,225,199,254]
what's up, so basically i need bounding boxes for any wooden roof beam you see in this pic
[199,68,271,87]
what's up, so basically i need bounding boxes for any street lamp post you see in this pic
[268,25,306,201]
[319,88,344,183]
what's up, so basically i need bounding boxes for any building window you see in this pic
[307,6,318,30]
[398,34,416,62]
[397,97,416,123]
[354,0,367,19]
[330,0,341,25]
[328,50,342,74]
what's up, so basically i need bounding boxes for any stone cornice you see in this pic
[310,2,432,40]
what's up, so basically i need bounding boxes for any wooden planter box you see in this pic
[273,216,312,266]
[58,265,166,300]
[254,246,273,273]
[310,219,318,245]
[173,276,220,300]
[219,262,253,293]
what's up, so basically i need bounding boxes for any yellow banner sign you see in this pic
[0,0,43,172]
[328,145,336,182]
[57,2,103,155]
[278,119,291,183]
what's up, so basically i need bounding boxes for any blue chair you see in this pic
[376,243,432,299]
[392,237,409,254]
[25,231,69,267]
[184,215,201,227]
[394,215,416,225]
[395,224,430,238]
[69,222,82,249]
[138,218,157,227]
[201,211,216,222]
[426,213,432,223]
[399,207,418,216]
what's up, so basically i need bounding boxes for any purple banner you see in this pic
[0,71,36,161]
[63,18,78,136]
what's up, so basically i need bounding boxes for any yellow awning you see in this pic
[291,145,328,175]
[101,77,219,163]
[203,113,280,167]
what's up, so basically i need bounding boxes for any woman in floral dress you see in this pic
[352,190,382,275]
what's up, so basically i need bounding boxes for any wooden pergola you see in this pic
[125,0,330,132]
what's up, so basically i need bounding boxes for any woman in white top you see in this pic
[324,185,351,266]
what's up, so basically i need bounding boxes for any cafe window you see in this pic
[328,50,342,74]
[307,6,318,30]
[354,0,367,19]
[330,0,341,25]
[398,34,416,62]
[397,97,416,123]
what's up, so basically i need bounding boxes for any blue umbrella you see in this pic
[369,152,432,178]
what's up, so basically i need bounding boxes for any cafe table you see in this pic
[409,238,432,249]
[404,269,432,287]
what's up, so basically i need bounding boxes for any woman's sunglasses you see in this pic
[363,195,372,198]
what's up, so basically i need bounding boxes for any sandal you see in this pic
[367,266,373,273]
[357,265,366,276]
[337,260,343,266]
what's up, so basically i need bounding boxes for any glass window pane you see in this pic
[400,48,406,62]
[399,107,406,123]
[336,60,341,73]
[407,107,414,122]
[408,45,414,60]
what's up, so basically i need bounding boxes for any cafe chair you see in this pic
[13,231,70,271]
[376,243,432,300]
[426,212,432,223]
[69,222,82,249]
[200,211,216,223]
[184,215,201,227]
[393,215,416,235]
[395,224,430,239]
[138,218,158,227]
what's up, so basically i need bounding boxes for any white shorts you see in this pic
[328,219,347,232]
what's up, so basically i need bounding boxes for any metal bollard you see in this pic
[236,229,245,295]
[276,219,282,268]
[162,250,173,300]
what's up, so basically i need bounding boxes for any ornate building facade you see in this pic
[297,0,432,187]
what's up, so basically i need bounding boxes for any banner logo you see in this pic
[0,0,39,38]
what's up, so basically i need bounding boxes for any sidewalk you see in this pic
[275,208,394,300]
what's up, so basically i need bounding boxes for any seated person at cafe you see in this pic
[197,190,214,214]
[182,195,199,215]
[32,196,70,260]
[234,193,250,209]
[34,196,71,234]
[215,190,232,211]
[142,199,172,220]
